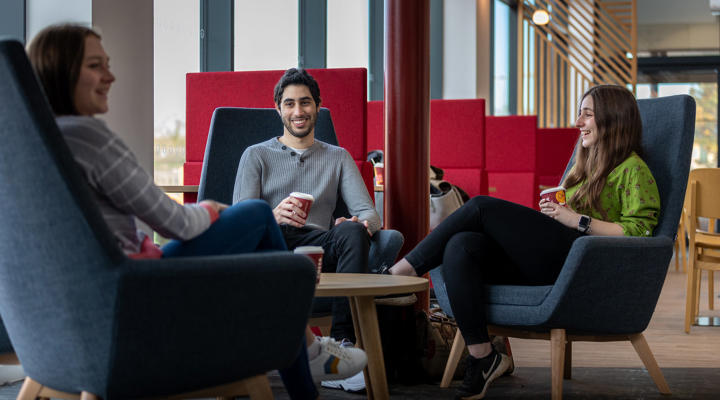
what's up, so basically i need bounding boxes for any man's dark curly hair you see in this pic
[273,68,321,107]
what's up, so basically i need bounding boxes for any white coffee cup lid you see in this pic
[294,246,324,254]
[540,186,565,196]
[290,192,314,201]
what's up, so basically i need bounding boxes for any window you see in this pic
[234,0,298,71]
[153,0,199,186]
[493,0,512,115]
[327,0,369,69]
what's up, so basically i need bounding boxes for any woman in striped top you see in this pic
[27,23,360,400]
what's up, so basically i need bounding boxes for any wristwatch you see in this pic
[578,215,592,234]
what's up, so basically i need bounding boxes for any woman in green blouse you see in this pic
[386,85,660,400]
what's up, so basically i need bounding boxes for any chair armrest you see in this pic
[544,235,673,333]
[107,252,316,398]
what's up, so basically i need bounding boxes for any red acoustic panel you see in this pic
[485,115,537,172]
[487,172,537,209]
[538,174,564,191]
[536,128,578,176]
[185,68,368,176]
[442,168,488,198]
[367,100,385,153]
[430,99,486,169]
[356,160,375,204]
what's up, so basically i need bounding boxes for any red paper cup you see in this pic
[294,246,324,283]
[290,192,314,215]
[374,163,384,186]
[540,186,566,206]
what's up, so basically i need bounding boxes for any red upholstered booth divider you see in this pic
[485,115,537,208]
[184,68,371,201]
[536,128,580,191]
[367,100,384,154]
[367,99,488,198]
[429,99,487,198]
[369,100,577,208]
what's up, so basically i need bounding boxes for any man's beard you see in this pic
[283,116,315,138]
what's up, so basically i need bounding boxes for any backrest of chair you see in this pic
[686,168,720,222]
[562,95,695,239]
[198,107,338,204]
[0,39,119,381]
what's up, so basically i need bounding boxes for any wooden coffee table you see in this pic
[314,273,428,400]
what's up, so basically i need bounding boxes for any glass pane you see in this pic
[493,0,511,115]
[636,81,717,169]
[234,0,298,70]
[327,0,369,69]
[153,0,199,186]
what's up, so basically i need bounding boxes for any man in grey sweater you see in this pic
[233,68,381,343]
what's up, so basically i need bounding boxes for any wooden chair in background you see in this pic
[674,208,687,272]
[683,168,720,333]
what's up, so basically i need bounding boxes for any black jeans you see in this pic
[406,196,583,345]
[281,221,371,342]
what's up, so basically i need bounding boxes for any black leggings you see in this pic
[406,196,583,345]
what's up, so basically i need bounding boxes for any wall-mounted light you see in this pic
[532,9,550,25]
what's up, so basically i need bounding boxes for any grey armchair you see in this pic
[430,94,695,398]
[0,38,317,399]
[198,107,404,272]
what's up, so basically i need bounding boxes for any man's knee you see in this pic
[334,221,371,246]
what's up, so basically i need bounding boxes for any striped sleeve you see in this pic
[60,117,211,241]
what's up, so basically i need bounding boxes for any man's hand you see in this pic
[274,196,307,228]
[334,215,372,236]
[199,199,229,214]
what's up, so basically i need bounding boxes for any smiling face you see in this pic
[576,95,598,148]
[277,84,320,142]
[73,35,115,116]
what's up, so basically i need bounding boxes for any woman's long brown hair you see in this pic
[27,24,101,116]
[562,85,643,217]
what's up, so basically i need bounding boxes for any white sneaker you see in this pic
[309,337,367,382]
[321,370,366,392]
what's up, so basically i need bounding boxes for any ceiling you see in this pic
[637,0,716,25]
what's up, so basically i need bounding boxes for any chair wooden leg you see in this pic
[550,329,566,400]
[709,271,714,310]
[673,237,679,271]
[629,333,670,394]
[242,374,273,400]
[679,227,687,272]
[17,378,43,400]
[563,340,572,380]
[685,252,698,333]
[440,329,466,388]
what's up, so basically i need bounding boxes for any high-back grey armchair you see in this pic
[430,94,695,398]
[0,39,317,399]
[198,107,404,272]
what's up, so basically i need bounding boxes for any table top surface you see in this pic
[158,185,199,193]
[314,273,428,297]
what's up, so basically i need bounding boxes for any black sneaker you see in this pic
[491,336,515,375]
[454,350,511,400]
[375,264,391,274]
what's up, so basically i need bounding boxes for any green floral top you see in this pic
[565,152,660,237]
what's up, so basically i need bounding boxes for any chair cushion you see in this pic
[485,284,553,306]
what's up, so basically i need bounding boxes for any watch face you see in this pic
[579,215,591,232]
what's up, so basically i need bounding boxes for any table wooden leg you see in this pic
[354,295,389,400]
[349,296,373,399]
